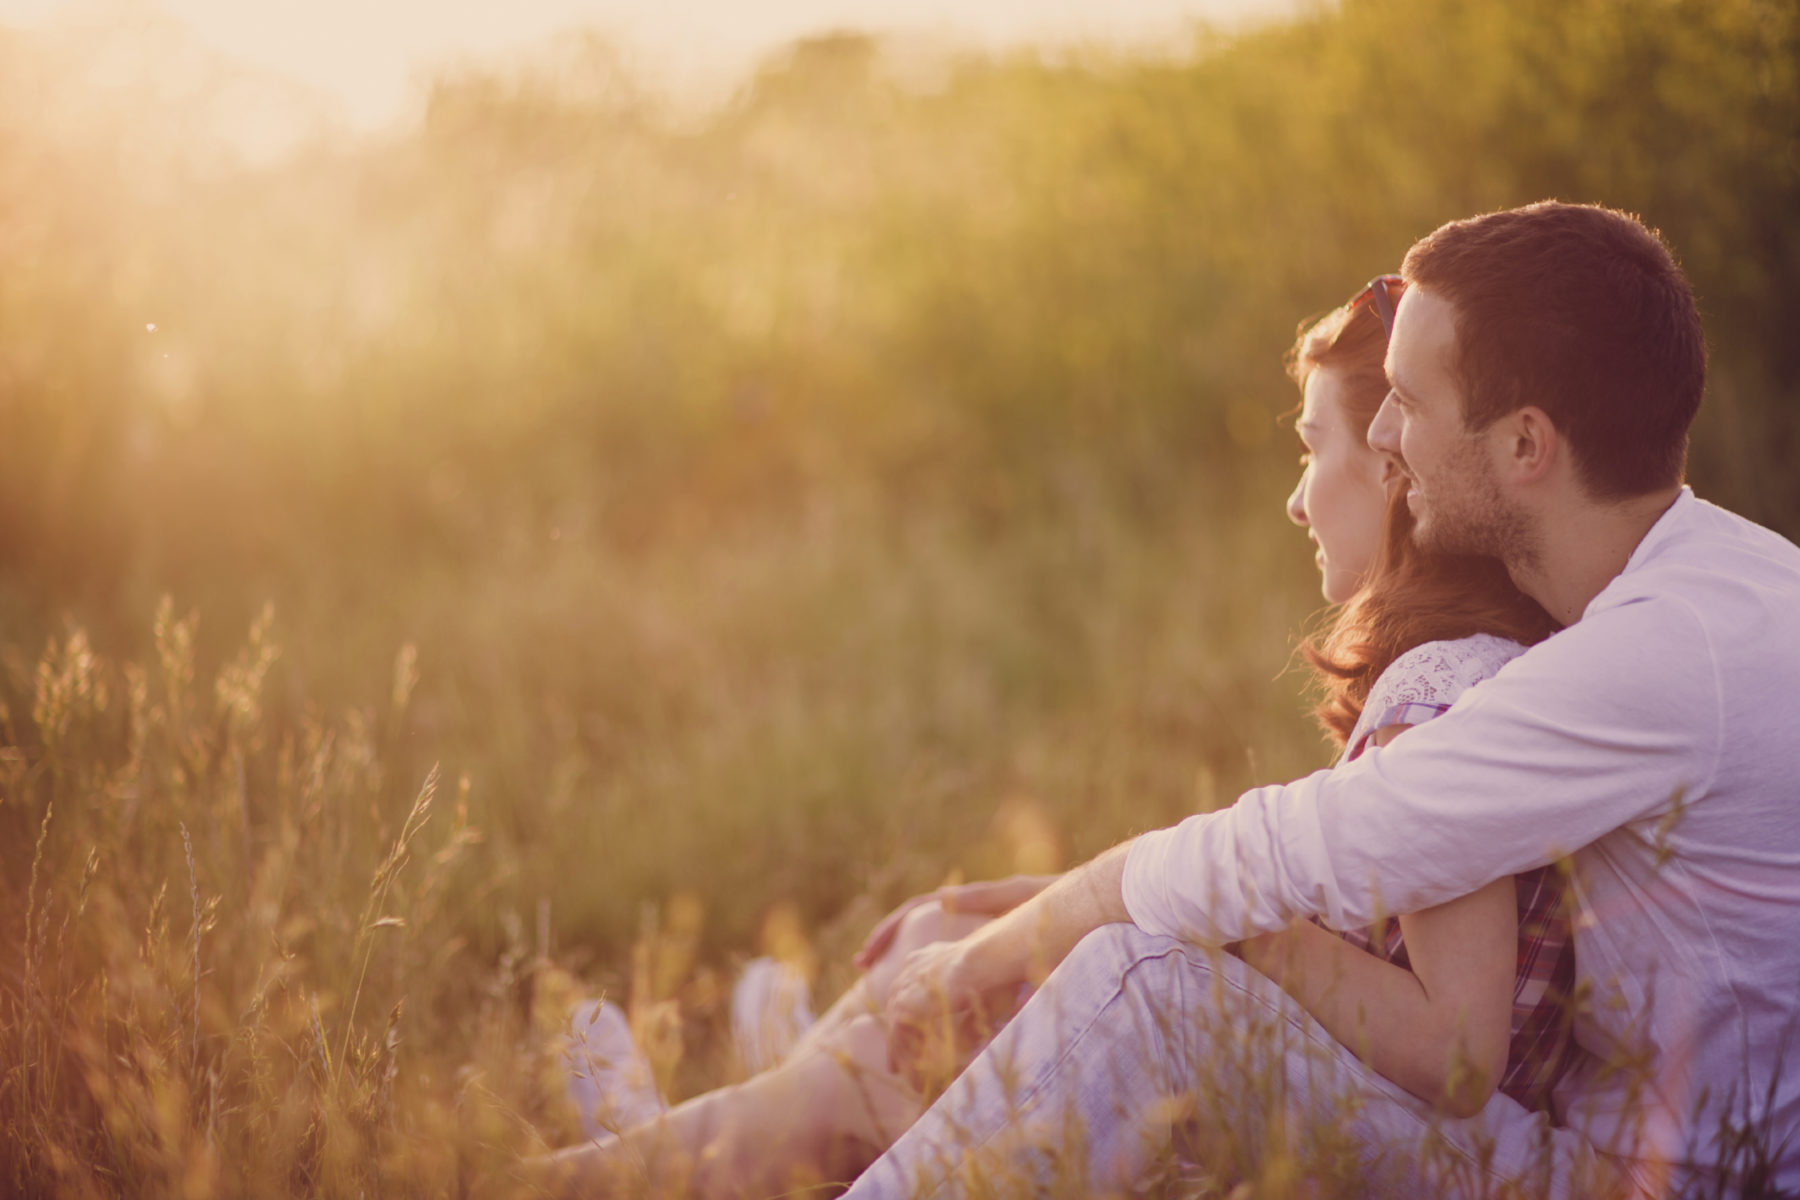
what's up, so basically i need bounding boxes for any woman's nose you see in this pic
[1286,478,1308,526]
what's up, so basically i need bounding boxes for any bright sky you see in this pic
[3,0,1291,131]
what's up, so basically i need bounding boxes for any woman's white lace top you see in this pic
[1341,632,1528,761]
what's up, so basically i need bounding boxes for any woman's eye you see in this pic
[1298,452,1313,468]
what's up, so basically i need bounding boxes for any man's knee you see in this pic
[1051,924,1289,1056]
[1061,922,1215,988]
[1069,926,1294,1013]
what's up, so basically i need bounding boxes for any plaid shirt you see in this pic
[1338,701,1579,1112]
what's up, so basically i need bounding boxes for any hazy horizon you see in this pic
[1,0,1296,138]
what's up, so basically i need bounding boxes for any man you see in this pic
[844,202,1800,1198]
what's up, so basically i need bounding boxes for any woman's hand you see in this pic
[855,875,1059,970]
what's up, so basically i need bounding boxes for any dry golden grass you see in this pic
[5,607,1791,1198]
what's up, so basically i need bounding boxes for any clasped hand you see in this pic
[854,874,1058,970]
[861,875,1056,1094]
[881,933,1023,1094]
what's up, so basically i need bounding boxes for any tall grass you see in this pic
[1,609,559,1194]
[0,491,1324,1193]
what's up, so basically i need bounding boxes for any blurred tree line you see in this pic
[1,0,1795,954]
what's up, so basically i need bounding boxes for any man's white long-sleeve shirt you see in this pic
[1123,489,1800,1183]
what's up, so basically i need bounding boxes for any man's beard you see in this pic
[1409,439,1538,568]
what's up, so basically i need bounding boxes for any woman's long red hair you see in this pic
[1289,302,1558,747]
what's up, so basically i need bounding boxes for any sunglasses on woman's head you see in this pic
[1348,274,1406,339]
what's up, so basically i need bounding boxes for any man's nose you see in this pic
[1367,391,1401,457]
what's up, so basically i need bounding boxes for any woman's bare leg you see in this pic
[540,1014,913,1198]
[539,903,990,1198]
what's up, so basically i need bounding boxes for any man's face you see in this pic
[1366,287,1532,562]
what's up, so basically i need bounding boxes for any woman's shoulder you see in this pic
[1376,633,1530,699]
[1353,634,1529,750]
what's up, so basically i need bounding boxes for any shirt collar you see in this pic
[1581,486,1694,621]
[1622,486,1695,574]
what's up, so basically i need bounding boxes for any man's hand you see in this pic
[879,841,1138,1075]
[882,936,1020,1091]
[854,874,1059,970]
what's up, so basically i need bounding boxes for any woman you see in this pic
[1239,279,1577,1119]
[542,280,1578,1195]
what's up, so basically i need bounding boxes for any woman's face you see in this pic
[1286,366,1390,604]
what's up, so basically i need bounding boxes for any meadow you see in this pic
[1,0,1796,1193]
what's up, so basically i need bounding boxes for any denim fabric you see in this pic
[844,924,1626,1199]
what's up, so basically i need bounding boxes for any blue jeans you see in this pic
[844,924,1626,1199]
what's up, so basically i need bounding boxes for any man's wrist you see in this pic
[961,907,1034,991]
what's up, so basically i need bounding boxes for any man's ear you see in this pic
[1497,405,1558,485]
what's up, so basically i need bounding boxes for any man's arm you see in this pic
[882,597,1716,1058]
[1125,595,1719,945]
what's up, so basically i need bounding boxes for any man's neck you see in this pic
[1510,486,1683,626]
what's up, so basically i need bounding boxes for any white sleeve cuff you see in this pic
[1122,822,1194,941]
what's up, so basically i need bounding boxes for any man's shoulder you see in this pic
[1509,495,1800,734]
[1595,493,1800,626]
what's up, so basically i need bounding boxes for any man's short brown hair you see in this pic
[1402,201,1706,499]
